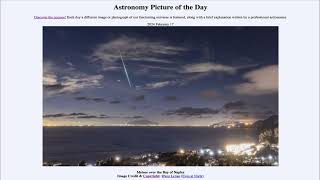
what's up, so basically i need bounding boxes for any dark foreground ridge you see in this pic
[44,143,278,166]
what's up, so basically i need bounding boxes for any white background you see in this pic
[1,1,319,180]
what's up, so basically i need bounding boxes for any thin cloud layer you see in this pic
[181,62,237,74]
[109,100,121,104]
[144,81,174,89]
[164,96,178,101]
[223,101,246,111]
[133,95,145,101]
[43,113,144,119]
[199,90,220,99]
[165,107,219,116]
[231,110,274,120]
[74,97,106,102]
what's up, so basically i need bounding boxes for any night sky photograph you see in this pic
[43,27,279,166]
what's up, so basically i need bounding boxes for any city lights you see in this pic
[200,149,205,155]
[87,163,94,166]
[45,144,278,166]
[255,144,264,151]
[198,147,215,156]
[178,148,185,154]
[114,156,121,162]
[209,151,214,156]
[225,143,255,155]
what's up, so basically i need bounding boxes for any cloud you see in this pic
[43,61,104,96]
[77,115,104,119]
[66,62,73,67]
[181,62,237,74]
[222,100,272,112]
[139,64,177,72]
[109,100,121,104]
[222,101,246,111]
[134,64,179,76]
[92,98,106,102]
[199,90,220,99]
[165,107,219,116]
[137,62,257,89]
[220,100,275,120]
[77,114,144,119]
[59,74,103,93]
[74,97,106,102]
[43,61,59,86]
[143,80,180,90]
[164,96,178,101]
[74,97,90,101]
[231,110,275,120]
[232,65,278,95]
[128,115,144,119]
[133,95,145,101]
[43,113,88,118]
[91,36,187,70]
[43,113,144,119]
[44,84,67,91]
[43,113,69,118]
[145,81,171,89]
[69,113,87,116]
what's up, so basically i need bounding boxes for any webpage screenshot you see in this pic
[1,0,319,180]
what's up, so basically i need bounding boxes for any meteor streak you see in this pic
[119,51,132,88]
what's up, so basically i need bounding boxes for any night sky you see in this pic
[43,27,278,126]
